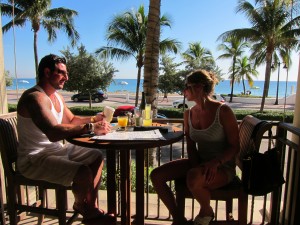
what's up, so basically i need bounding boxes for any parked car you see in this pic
[172,94,225,109]
[71,90,108,103]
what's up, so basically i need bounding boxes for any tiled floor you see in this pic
[4,190,267,225]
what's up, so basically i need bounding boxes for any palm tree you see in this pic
[218,0,300,112]
[182,42,215,72]
[96,5,180,106]
[144,0,161,112]
[234,56,258,95]
[0,0,79,80]
[217,36,249,102]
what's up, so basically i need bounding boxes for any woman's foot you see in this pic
[193,213,214,225]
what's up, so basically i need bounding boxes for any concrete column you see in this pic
[292,55,300,139]
[0,7,8,114]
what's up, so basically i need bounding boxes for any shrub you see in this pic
[159,108,294,123]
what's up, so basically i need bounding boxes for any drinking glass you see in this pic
[134,107,142,126]
[103,106,115,123]
[142,110,153,127]
[117,116,128,129]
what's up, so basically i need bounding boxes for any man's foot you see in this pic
[73,202,115,222]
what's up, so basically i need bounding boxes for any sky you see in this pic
[1,0,299,81]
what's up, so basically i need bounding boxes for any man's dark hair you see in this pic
[38,54,66,80]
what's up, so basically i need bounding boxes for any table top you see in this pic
[67,124,184,150]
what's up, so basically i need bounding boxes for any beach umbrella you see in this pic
[119,81,128,91]
[18,80,29,84]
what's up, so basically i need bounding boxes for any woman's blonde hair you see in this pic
[186,69,218,96]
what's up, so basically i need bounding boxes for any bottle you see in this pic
[140,92,146,110]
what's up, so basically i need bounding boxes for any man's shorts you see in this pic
[17,143,103,186]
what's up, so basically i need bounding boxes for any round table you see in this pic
[67,125,183,225]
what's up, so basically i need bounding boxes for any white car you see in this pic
[172,94,225,109]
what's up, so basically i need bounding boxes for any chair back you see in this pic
[0,112,19,179]
[237,115,272,169]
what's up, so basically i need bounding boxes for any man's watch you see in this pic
[85,123,94,134]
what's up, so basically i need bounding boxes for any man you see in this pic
[17,54,114,224]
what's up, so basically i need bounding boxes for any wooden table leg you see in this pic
[120,150,131,225]
[135,148,145,225]
[106,150,116,216]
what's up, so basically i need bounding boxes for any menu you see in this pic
[91,129,166,141]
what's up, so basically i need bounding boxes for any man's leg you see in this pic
[87,155,104,208]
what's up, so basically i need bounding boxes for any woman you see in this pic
[150,69,239,225]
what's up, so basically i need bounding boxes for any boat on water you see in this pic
[18,80,29,84]
[251,86,260,89]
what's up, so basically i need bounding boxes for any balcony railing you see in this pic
[0,118,299,225]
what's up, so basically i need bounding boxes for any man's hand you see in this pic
[93,120,111,135]
[92,113,105,123]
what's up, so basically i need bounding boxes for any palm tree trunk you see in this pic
[242,77,246,94]
[34,31,39,83]
[229,58,236,102]
[0,8,8,114]
[143,0,161,116]
[260,53,273,112]
[135,66,142,106]
[230,75,235,102]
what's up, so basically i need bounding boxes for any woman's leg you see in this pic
[186,167,229,217]
[150,159,190,225]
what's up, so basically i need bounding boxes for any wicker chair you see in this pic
[175,115,272,225]
[0,112,78,225]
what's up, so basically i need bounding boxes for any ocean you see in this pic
[7,78,298,98]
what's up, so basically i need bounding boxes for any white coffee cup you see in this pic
[103,106,115,122]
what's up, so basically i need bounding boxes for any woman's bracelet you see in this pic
[90,116,96,123]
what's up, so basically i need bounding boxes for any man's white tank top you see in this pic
[17,85,64,157]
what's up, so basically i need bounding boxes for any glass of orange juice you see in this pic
[117,116,128,129]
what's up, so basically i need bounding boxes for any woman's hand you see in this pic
[201,159,220,184]
[94,120,111,135]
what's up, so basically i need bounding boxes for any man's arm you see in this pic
[22,91,88,142]
[60,93,105,125]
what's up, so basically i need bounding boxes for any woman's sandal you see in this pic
[193,213,214,225]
